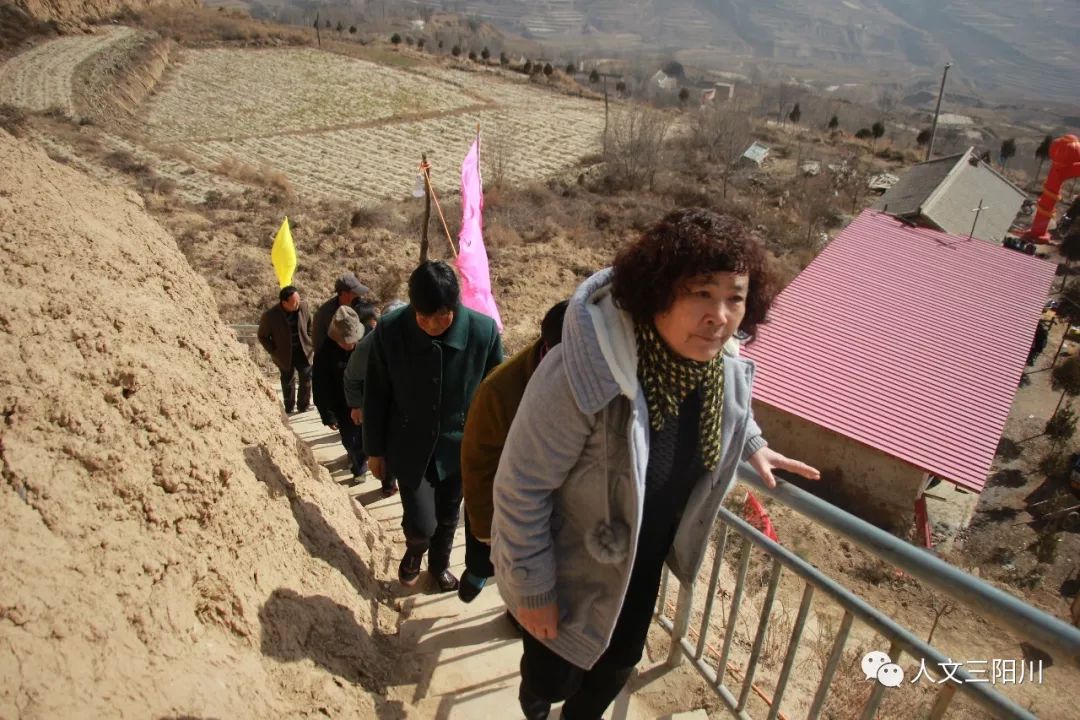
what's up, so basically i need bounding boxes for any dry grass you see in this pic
[126,6,313,48]
[0,103,27,137]
[213,156,292,195]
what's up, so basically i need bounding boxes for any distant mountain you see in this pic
[407,0,1079,104]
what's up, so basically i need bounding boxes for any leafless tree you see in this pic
[833,154,870,215]
[794,175,835,248]
[604,108,673,191]
[690,105,753,198]
[923,588,956,645]
[482,113,513,189]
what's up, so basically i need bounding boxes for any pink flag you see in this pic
[456,138,503,331]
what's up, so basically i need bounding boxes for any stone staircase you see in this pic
[286,406,688,719]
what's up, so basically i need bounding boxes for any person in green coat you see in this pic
[344,299,407,496]
[364,261,504,592]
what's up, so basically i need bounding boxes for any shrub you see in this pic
[103,150,149,175]
[0,104,28,138]
[1046,405,1077,440]
[390,32,401,45]
[1051,355,1080,396]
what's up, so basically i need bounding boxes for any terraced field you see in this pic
[0,26,136,113]
[181,67,603,201]
[148,55,605,202]
[139,48,482,142]
[0,30,605,204]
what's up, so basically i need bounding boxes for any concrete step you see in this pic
[287,404,677,720]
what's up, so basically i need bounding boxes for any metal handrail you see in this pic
[654,464,1080,719]
[739,466,1080,668]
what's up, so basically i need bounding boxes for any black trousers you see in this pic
[518,520,673,720]
[519,631,635,720]
[279,352,312,411]
[338,420,366,476]
[463,510,495,578]
[399,463,462,573]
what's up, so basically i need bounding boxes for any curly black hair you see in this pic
[611,208,776,338]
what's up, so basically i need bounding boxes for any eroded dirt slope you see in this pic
[0,130,403,719]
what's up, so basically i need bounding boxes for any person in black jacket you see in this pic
[312,273,374,353]
[313,305,367,479]
[364,261,504,592]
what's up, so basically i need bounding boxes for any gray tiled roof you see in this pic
[872,152,965,216]
[874,148,1027,243]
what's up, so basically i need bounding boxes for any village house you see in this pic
[743,211,1056,535]
[873,147,1027,243]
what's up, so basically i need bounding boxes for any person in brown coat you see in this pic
[257,286,314,413]
[458,300,568,602]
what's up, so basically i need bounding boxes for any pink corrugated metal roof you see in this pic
[743,210,1057,493]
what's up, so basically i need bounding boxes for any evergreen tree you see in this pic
[871,121,885,149]
[1000,138,1017,168]
[1034,135,1053,183]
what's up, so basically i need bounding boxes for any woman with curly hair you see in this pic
[491,207,819,719]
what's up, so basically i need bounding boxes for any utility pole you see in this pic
[925,62,952,162]
[598,71,621,157]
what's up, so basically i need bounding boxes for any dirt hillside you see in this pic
[10,0,195,28]
[0,130,403,719]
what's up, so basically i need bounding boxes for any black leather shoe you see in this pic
[398,549,423,587]
[434,569,459,593]
[457,571,485,603]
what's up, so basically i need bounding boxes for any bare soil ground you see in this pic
[0,131,405,718]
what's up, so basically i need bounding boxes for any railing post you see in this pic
[667,583,695,667]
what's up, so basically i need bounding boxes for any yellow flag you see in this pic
[271,217,296,288]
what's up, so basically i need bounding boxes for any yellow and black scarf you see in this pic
[635,322,725,470]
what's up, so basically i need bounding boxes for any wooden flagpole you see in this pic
[420,153,431,262]
[422,160,457,258]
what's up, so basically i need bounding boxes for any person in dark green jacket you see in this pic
[364,261,504,592]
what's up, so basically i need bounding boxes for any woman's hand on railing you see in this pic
[516,603,559,639]
[748,447,820,488]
